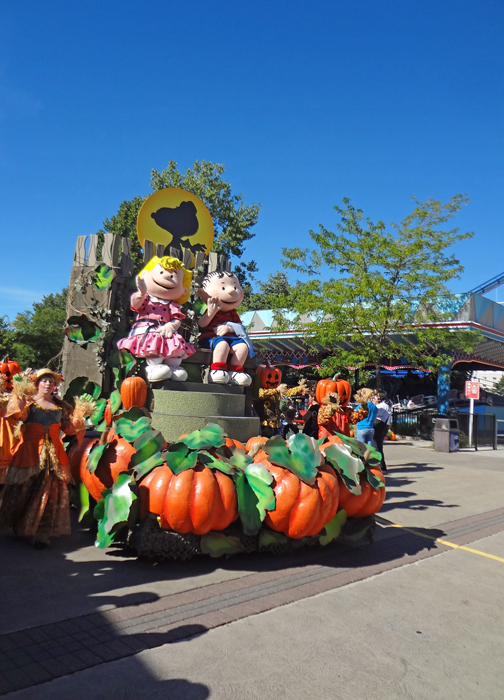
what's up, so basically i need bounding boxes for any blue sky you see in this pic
[1,0,503,319]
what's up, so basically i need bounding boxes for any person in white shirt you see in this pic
[374,390,392,472]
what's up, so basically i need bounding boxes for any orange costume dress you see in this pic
[0,396,78,539]
[0,394,21,483]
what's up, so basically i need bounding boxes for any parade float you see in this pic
[60,188,386,559]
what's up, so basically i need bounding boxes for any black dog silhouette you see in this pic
[151,201,206,255]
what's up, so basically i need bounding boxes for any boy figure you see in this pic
[198,271,253,386]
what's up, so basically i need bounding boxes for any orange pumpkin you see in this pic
[81,433,136,502]
[256,458,340,539]
[104,399,113,427]
[139,462,238,535]
[120,376,148,410]
[224,437,246,451]
[245,436,268,453]
[257,365,282,389]
[0,357,22,392]
[67,436,100,485]
[338,468,385,518]
[315,376,352,406]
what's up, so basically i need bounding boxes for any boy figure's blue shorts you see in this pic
[199,336,247,351]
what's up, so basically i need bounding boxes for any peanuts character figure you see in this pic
[117,256,195,382]
[198,271,253,386]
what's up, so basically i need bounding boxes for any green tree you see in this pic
[278,196,480,387]
[241,271,292,312]
[98,160,260,273]
[494,375,504,396]
[0,317,14,359]
[9,290,68,369]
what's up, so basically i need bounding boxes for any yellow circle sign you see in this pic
[137,188,214,262]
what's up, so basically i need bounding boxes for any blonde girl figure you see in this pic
[117,256,195,382]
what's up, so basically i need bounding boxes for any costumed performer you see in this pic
[253,368,307,438]
[197,271,254,386]
[0,369,94,547]
[117,256,195,383]
[318,395,353,438]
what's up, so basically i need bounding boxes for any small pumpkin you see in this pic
[81,432,136,502]
[120,376,148,410]
[245,436,268,453]
[139,462,238,535]
[257,365,282,389]
[0,357,22,392]
[104,399,113,427]
[315,376,352,407]
[224,437,246,451]
[338,468,385,518]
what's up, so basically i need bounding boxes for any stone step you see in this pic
[153,381,244,395]
[151,412,260,444]
[153,388,245,418]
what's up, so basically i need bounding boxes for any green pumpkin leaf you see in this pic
[110,389,122,414]
[319,510,347,546]
[244,462,275,521]
[130,430,165,466]
[132,451,165,480]
[198,451,235,475]
[165,442,198,474]
[323,442,363,494]
[86,443,108,474]
[93,492,108,521]
[78,483,90,522]
[120,406,149,422]
[333,432,368,459]
[95,473,137,549]
[64,377,102,406]
[263,434,319,485]
[365,446,383,468]
[92,263,115,290]
[95,420,107,432]
[200,532,245,558]
[65,315,102,346]
[115,416,151,441]
[90,398,106,426]
[121,350,136,376]
[259,529,289,549]
[366,469,385,489]
[235,473,262,536]
[227,446,254,472]
[112,366,121,389]
[179,423,226,450]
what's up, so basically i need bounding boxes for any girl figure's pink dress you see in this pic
[117,294,195,359]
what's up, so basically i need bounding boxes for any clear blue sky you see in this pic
[1,0,503,318]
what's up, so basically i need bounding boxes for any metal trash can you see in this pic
[434,417,460,453]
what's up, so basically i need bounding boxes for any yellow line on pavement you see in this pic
[375,516,504,563]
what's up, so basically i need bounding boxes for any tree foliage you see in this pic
[98,160,260,273]
[5,290,68,369]
[493,375,504,396]
[277,196,480,382]
[241,271,292,312]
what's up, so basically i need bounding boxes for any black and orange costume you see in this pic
[0,387,88,540]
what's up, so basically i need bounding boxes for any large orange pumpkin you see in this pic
[257,459,340,539]
[338,468,385,518]
[315,377,352,407]
[139,462,238,535]
[224,437,246,451]
[120,376,148,410]
[80,434,136,502]
[0,357,22,392]
[67,436,100,485]
[257,365,282,389]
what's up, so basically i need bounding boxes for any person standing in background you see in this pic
[374,390,391,472]
[355,390,378,445]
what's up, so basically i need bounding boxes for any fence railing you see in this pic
[392,407,498,449]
